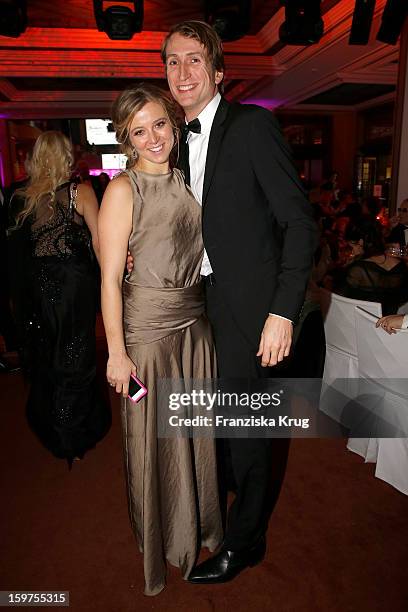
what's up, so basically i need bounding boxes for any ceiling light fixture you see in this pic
[279,0,324,46]
[93,0,144,41]
[0,0,27,38]
[376,0,408,45]
[349,0,376,46]
[205,0,252,42]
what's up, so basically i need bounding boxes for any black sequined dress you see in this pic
[23,182,110,460]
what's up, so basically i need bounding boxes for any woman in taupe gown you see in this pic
[98,84,222,595]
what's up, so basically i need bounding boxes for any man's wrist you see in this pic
[268,313,293,325]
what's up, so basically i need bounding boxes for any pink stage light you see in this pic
[241,99,279,110]
[89,168,121,179]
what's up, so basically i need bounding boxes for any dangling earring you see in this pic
[131,147,138,160]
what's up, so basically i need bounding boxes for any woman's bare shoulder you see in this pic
[104,172,132,196]
[76,182,95,199]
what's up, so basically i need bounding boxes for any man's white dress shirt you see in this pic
[186,92,221,277]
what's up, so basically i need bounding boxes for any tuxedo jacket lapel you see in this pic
[202,97,231,205]
[178,135,190,185]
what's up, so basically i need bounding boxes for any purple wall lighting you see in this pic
[241,99,280,110]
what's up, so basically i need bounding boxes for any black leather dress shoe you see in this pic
[188,537,266,584]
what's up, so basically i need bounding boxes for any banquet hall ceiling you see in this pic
[0,0,400,118]
[25,0,280,34]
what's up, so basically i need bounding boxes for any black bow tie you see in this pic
[183,118,201,136]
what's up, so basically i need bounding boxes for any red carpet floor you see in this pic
[1,362,408,612]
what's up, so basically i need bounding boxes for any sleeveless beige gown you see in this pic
[121,168,223,596]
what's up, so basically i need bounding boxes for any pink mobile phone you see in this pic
[128,374,148,403]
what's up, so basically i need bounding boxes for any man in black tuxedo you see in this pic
[388,198,408,248]
[161,21,317,583]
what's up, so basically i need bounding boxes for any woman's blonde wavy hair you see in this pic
[15,130,73,226]
[111,83,181,167]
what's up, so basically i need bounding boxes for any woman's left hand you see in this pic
[107,353,137,397]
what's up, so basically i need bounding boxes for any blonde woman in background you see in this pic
[10,131,110,468]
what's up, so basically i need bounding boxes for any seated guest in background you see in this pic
[318,183,336,218]
[332,202,363,260]
[335,190,355,216]
[75,159,93,186]
[321,170,339,201]
[329,201,362,268]
[376,313,408,334]
[91,172,111,206]
[333,219,408,315]
[2,162,33,371]
[387,198,408,248]
[72,159,100,199]
[0,183,20,372]
[361,196,381,221]
[343,201,363,222]
[96,171,110,204]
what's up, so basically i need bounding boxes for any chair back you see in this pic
[355,306,408,386]
[397,301,408,315]
[320,289,382,358]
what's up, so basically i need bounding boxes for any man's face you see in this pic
[398,200,408,225]
[164,33,223,121]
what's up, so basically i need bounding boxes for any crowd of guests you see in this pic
[309,178,408,317]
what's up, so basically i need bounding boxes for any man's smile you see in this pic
[177,84,197,91]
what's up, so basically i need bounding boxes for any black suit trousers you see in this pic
[205,281,278,551]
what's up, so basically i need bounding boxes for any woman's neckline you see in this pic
[360,257,402,272]
[130,167,172,177]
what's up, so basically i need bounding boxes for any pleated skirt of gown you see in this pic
[122,313,223,596]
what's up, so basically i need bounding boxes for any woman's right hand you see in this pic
[389,215,400,230]
[107,353,136,397]
[126,250,134,275]
[376,314,404,334]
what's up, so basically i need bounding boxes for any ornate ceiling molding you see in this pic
[242,0,397,108]
[290,90,396,113]
[0,27,263,54]
[0,0,401,117]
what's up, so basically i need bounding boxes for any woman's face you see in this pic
[348,239,364,258]
[128,101,174,172]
